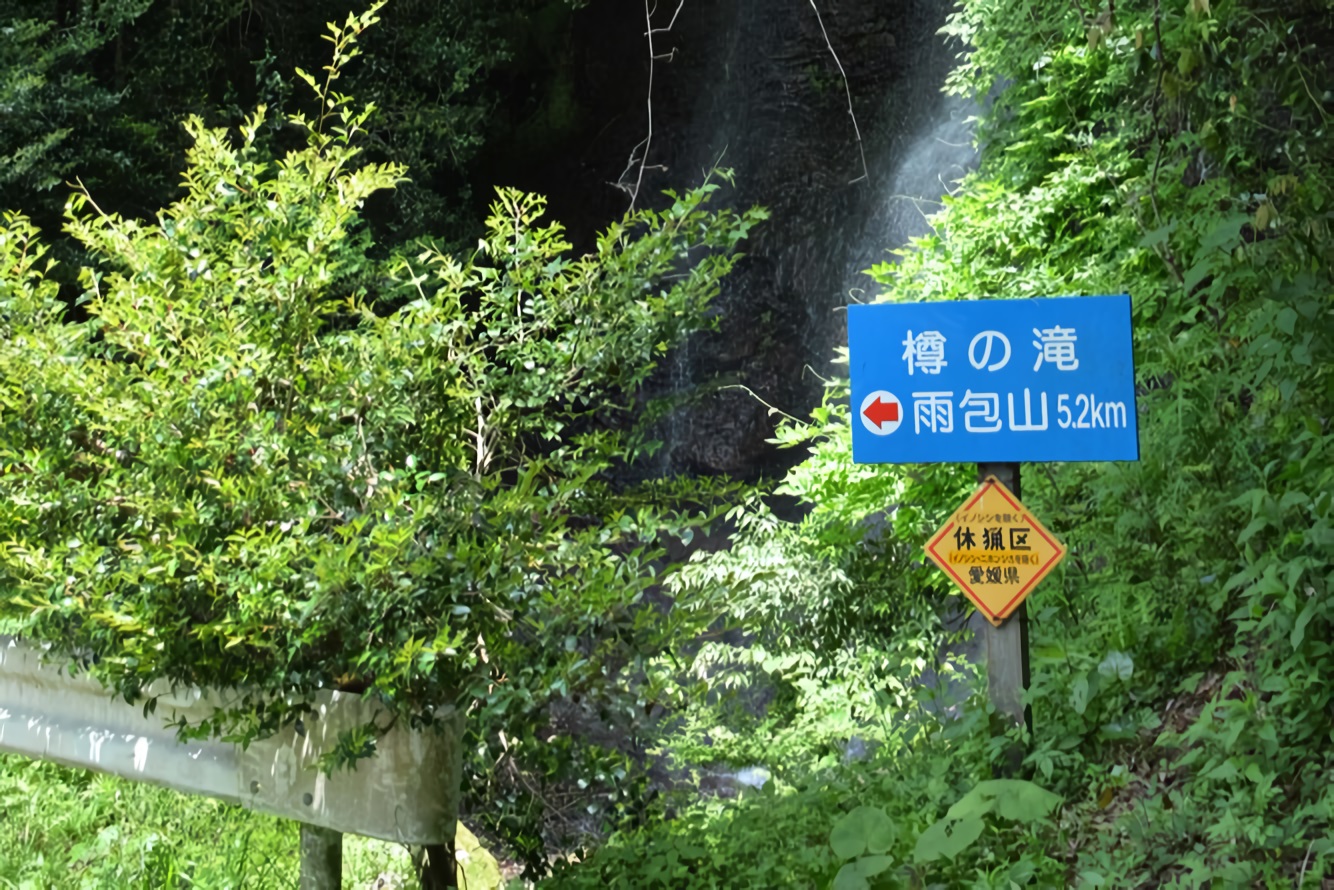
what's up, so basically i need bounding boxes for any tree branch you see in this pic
[807,0,869,186]
[624,0,686,208]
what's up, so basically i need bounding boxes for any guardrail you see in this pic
[0,635,462,885]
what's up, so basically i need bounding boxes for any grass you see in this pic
[0,754,416,888]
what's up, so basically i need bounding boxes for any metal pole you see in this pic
[299,824,343,890]
[977,461,1031,776]
[413,838,457,890]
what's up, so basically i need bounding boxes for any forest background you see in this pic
[0,0,1330,887]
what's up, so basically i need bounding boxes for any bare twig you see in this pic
[473,396,490,478]
[616,136,650,192]
[625,0,685,208]
[1293,57,1331,124]
[807,0,869,186]
[648,0,686,34]
[801,363,836,384]
[1298,838,1315,887]
[721,384,802,424]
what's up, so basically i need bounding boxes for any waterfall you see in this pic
[847,94,978,303]
[567,0,978,479]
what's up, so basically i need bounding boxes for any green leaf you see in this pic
[1097,651,1133,682]
[964,780,1063,822]
[1071,674,1090,715]
[1198,213,1248,253]
[1183,259,1213,294]
[1203,760,1239,782]
[1138,222,1176,248]
[912,814,983,863]
[943,787,996,822]
[834,853,897,888]
[830,805,897,860]
[1291,598,1316,650]
[850,854,895,878]
[832,863,870,890]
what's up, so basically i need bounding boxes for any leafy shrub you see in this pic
[0,4,766,867]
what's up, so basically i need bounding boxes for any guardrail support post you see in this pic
[300,823,343,889]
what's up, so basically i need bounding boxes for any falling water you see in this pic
[595,0,980,479]
[845,93,978,302]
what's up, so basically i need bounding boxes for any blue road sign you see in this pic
[849,295,1139,463]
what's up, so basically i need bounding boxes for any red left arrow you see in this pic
[863,396,899,427]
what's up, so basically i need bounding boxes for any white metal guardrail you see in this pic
[0,635,460,845]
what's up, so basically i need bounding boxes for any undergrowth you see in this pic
[0,754,413,887]
[543,0,1334,886]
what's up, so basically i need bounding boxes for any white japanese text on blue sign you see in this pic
[849,295,1139,463]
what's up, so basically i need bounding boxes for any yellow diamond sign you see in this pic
[925,476,1066,627]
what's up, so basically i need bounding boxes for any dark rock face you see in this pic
[517,0,971,479]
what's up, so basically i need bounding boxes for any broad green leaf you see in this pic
[912,814,983,863]
[1198,213,1249,253]
[834,854,897,888]
[830,805,897,860]
[1097,651,1133,682]
[832,863,870,890]
[944,787,996,822]
[1138,222,1176,248]
[1203,760,1239,782]
[850,854,895,878]
[962,780,1062,822]
[1182,259,1213,295]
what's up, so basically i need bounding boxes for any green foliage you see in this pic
[0,754,304,887]
[0,6,765,871]
[926,1,1332,882]
[547,783,844,889]
[830,806,897,890]
[544,703,1073,889]
[0,752,505,887]
[913,780,1062,866]
[549,0,1333,885]
[0,0,258,247]
[1,0,1329,884]
[0,0,599,256]
[669,370,975,666]
[855,0,1332,883]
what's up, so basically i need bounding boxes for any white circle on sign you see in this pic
[860,390,903,436]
